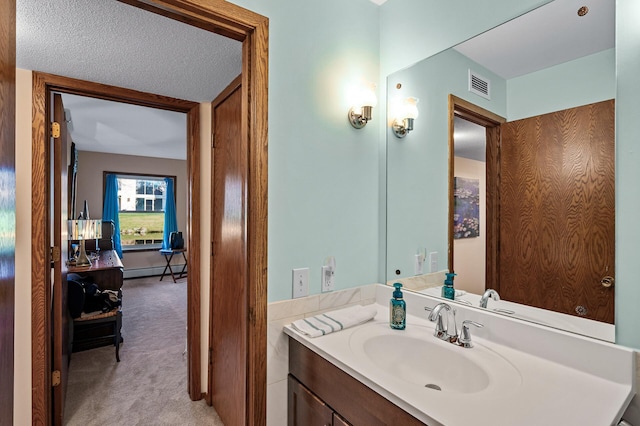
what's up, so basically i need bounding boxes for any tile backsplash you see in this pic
[266,283,378,426]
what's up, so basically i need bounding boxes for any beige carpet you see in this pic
[64,276,223,425]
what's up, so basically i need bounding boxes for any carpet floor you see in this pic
[64,276,223,425]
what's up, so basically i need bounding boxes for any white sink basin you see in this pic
[348,321,522,395]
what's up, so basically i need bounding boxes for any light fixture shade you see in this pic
[68,219,102,241]
[348,82,377,129]
[356,83,378,108]
[392,97,420,138]
[403,97,419,119]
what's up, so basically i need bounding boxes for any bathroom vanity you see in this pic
[284,285,635,425]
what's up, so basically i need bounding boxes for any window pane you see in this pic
[114,175,173,249]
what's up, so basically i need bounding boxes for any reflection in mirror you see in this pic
[386,0,615,341]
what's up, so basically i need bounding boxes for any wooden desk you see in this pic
[69,249,124,291]
[69,250,124,356]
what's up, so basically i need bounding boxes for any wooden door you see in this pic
[209,75,247,425]
[51,93,70,425]
[499,100,615,323]
[0,0,16,423]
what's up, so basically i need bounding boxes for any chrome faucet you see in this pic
[479,289,500,308]
[426,302,458,342]
[457,320,484,348]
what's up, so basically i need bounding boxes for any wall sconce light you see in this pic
[348,83,377,129]
[392,97,419,138]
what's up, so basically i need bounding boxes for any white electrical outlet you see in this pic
[415,254,424,275]
[321,256,336,292]
[321,266,335,292]
[429,252,438,273]
[292,268,309,298]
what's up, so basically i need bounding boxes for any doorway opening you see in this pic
[447,95,505,293]
[30,2,268,425]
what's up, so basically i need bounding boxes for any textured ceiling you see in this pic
[17,0,242,159]
[17,0,242,102]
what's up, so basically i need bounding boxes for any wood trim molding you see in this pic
[31,72,202,420]
[447,95,505,289]
[0,0,16,423]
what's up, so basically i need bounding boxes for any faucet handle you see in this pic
[425,305,447,339]
[458,320,484,348]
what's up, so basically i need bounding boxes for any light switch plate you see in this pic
[292,268,309,298]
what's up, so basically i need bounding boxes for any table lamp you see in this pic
[68,219,102,266]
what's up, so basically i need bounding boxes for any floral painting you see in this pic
[454,177,480,239]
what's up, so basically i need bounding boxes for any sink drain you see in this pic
[424,384,441,391]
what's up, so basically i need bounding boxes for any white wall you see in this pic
[14,67,32,426]
[453,156,486,295]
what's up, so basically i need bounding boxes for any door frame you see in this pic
[0,0,16,423]
[31,2,269,424]
[32,71,201,422]
[447,95,505,290]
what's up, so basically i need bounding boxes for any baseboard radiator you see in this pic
[123,264,186,279]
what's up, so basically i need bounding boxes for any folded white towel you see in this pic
[291,305,378,338]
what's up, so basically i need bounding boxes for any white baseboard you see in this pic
[124,264,186,279]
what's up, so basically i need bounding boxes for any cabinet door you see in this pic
[288,375,334,426]
[333,413,351,426]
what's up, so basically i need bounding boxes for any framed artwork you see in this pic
[454,177,480,239]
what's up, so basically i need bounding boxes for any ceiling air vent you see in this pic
[468,70,491,100]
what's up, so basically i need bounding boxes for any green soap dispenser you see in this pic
[442,272,457,300]
[390,283,406,330]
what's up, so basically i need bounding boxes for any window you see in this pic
[109,173,176,250]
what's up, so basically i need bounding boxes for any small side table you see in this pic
[159,248,188,283]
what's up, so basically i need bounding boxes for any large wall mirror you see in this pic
[386,0,615,341]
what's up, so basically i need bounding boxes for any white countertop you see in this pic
[284,286,635,426]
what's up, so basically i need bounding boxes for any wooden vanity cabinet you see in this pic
[288,338,425,426]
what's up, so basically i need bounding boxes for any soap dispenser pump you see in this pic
[390,283,406,330]
[442,272,457,300]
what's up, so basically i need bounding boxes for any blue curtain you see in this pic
[103,174,123,258]
[162,177,178,250]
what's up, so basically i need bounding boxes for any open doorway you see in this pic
[57,93,195,422]
[26,2,268,424]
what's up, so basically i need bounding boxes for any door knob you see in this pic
[601,276,615,288]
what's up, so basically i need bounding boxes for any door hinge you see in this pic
[51,121,60,139]
[211,241,214,256]
[211,133,215,149]
[208,347,213,365]
[52,370,61,387]
[50,246,60,262]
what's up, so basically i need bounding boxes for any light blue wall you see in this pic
[616,0,640,350]
[386,49,506,280]
[508,49,615,121]
[225,0,558,303]
[229,0,381,302]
